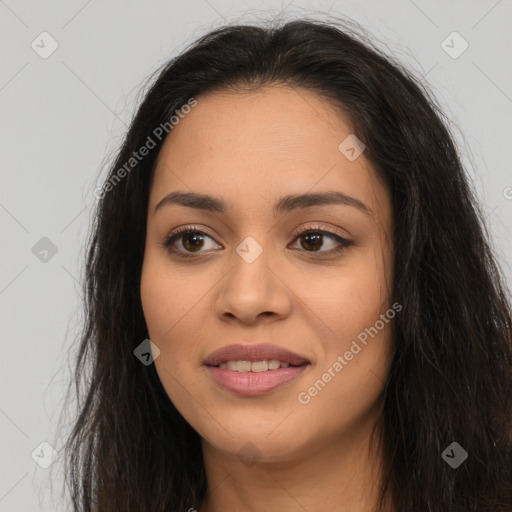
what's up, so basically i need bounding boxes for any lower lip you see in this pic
[206,365,309,396]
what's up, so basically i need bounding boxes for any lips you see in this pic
[204,343,310,367]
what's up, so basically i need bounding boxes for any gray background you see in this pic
[1,0,511,510]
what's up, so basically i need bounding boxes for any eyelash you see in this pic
[161,224,353,259]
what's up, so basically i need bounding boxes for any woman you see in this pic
[62,16,512,512]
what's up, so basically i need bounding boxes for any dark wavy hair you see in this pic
[60,16,512,512]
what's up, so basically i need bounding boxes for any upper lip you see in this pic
[204,343,310,366]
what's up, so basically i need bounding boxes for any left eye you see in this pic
[290,229,351,255]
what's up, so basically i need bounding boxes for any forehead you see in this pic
[150,86,389,222]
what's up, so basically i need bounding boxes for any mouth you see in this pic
[204,343,310,396]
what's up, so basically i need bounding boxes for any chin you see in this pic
[204,433,305,465]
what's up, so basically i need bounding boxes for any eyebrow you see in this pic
[154,190,372,216]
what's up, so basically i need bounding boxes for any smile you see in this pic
[204,343,311,395]
[218,359,292,372]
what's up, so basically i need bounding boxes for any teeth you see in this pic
[251,360,268,372]
[218,359,293,372]
[268,359,280,370]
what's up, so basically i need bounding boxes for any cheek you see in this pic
[297,248,394,409]
[140,257,213,427]
[296,265,394,432]
[308,247,392,348]
[140,251,218,381]
[140,253,211,346]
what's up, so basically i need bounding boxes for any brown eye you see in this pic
[299,232,323,251]
[163,227,221,256]
[290,228,353,256]
[181,232,205,252]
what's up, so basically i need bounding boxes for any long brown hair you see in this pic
[61,16,512,511]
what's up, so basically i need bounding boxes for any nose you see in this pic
[214,240,292,325]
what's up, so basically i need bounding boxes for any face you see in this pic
[140,85,395,464]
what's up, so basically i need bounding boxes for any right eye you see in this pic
[162,226,222,257]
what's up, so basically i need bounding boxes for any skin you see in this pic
[140,85,395,512]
